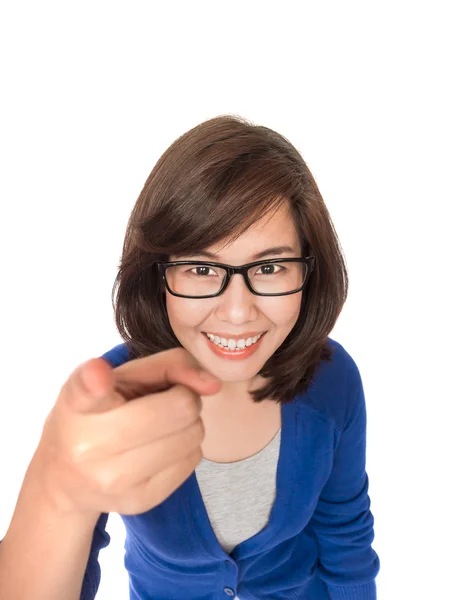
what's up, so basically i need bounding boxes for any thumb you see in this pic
[65,358,120,414]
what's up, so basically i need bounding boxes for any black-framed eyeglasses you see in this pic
[155,257,315,299]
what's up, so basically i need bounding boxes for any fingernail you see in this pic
[79,361,104,398]
[79,362,94,393]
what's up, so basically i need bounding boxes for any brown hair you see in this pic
[112,114,348,404]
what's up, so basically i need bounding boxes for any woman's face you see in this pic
[165,202,303,386]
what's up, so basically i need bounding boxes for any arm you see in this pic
[0,454,107,600]
[309,361,381,600]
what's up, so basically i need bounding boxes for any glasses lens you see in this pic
[165,264,227,297]
[249,261,307,294]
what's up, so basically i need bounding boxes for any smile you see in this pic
[201,331,267,360]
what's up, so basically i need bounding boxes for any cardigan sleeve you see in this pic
[80,512,111,600]
[309,361,381,600]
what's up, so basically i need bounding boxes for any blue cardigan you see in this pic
[81,337,380,599]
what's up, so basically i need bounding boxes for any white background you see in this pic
[0,2,448,599]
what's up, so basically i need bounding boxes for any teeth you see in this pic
[205,332,264,350]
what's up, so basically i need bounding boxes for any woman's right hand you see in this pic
[31,347,222,518]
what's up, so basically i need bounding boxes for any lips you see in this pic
[202,331,266,360]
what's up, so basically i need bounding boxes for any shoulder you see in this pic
[294,336,364,431]
[324,336,362,386]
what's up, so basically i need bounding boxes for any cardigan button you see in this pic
[223,587,235,597]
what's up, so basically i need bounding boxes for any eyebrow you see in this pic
[172,244,296,262]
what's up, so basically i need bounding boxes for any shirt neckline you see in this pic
[183,398,297,561]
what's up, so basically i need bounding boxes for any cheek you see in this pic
[165,297,209,329]
[263,295,302,326]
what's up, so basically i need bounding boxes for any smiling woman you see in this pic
[113,114,349,406]
[100,115,379,600]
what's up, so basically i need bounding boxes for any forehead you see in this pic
[169,200,300,262]
[217,202,298,250]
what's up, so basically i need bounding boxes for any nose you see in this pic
[216,272,258,321]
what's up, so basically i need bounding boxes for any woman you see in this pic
[94,114,381,599]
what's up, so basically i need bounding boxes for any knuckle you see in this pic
[172,346,194,367]
[174,346,188,358]
[167,346,185,361]
[70,438,95,463]
[96,468,118,493]
[175,387,199,420]
[192,446,204,463]
[183,417,205,445]
[194,417,205,440]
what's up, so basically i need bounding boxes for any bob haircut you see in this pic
[112,115,348,405]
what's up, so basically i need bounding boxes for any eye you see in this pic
[255,264,284,276]
[188,266,218,277]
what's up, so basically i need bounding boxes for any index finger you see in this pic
[109,346,221,402]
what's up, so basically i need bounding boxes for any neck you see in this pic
[200,375,268,413]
